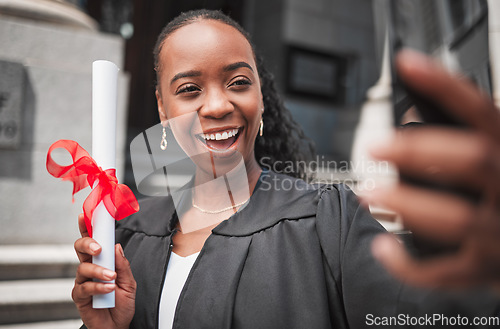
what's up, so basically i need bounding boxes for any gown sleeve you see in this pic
[315,184,500,328]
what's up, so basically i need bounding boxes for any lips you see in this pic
[197,127,241,151]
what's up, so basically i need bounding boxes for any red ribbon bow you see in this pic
[46,139,139,237]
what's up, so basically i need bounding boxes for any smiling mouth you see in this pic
[196,128,241,151]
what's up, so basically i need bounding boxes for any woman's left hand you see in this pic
[367,50,500,291]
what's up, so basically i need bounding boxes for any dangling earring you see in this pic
[259,119,264,137]
[160,126,168,150]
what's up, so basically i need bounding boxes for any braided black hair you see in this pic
[153,9,316,180]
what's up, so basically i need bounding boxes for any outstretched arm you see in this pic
[368,50,500,290]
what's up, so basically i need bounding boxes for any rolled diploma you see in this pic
[92,60,119,309]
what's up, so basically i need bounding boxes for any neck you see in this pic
[192,156,261,210]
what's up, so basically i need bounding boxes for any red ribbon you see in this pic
[46,139,139,237]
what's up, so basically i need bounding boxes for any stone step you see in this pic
[0,245,78,281]
[0,319,83,329]
[0,278,79,325]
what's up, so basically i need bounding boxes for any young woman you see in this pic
[72,9,500,329]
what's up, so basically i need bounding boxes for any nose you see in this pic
[199,87,234,119]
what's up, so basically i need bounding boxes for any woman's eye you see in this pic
[177,85,200,95]
[229,78,252,88]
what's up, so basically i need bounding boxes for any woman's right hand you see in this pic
[72,214,136,329]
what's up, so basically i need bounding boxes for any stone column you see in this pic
[350,32,400,231]
[0,0,97,30]
[0,0,129,244]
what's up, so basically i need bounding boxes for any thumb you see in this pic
[115,244,136,292]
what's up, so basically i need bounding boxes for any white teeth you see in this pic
[201,128,239,141]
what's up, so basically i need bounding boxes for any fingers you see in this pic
[72,262,116,304]
[72,245,136,306]
[370,128,500,194]
[72,281,116,305]
[373,50,500,290]
[365,183,474,244]
[372,234,478,288]
[78,213,89,238]
[74,237,101,263]
[396,50,500,140]
[115,244,137,293]
[75,262,116,284]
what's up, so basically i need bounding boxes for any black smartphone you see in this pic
[387,0,491,258]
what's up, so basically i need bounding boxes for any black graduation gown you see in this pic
[110,170,499,329]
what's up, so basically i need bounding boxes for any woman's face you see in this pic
[156,19,263,177]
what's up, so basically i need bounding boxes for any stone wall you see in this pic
[0,16,129,244]
[248,0,378,160]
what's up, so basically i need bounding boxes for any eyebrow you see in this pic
[223,61,254,73]
[169,62,254,85]
[170,70,201,85]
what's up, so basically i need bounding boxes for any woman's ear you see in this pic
[156,90,168,123]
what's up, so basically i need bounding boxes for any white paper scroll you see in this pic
[92,60,119,309]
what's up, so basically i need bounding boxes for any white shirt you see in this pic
[158,251,200,329]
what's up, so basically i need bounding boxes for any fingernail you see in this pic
[103,269,115,281]
[104,283,116,291]
[89,242,100,253]
[117,244,125,258]
[398,50,446,81]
